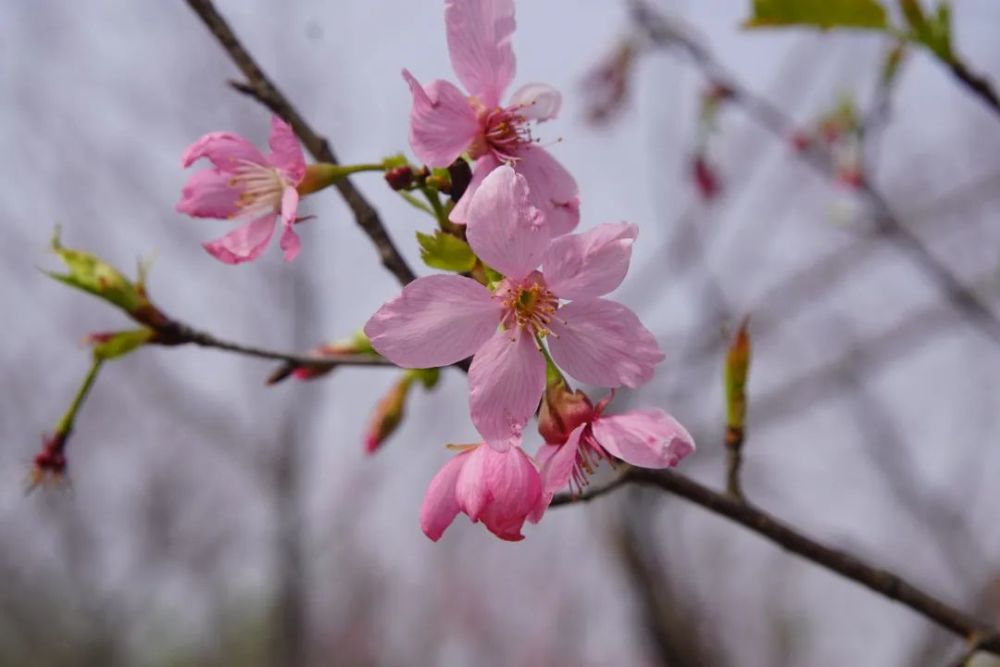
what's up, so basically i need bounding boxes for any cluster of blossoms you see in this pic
[175,0,695,541]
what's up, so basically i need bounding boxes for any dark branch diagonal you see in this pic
[553,468,1000,655]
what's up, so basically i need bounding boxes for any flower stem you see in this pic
[55,358,104,436]
[298,162,386,195]
[420,186,449,228]
[397,191,434,215]
[537,336,566,386]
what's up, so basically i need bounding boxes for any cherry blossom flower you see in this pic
[403,0,579,234]
[177,116,306,264]
[364,166,663,449]
[421,440,544,541]
[535,387,695,506]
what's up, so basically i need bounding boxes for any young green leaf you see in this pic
[87,328,154,361]
[744,0,888,30]
[48,229,146,314]
[416,231,477,273]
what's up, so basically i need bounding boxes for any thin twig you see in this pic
[724,435,744,500]
[184,0,416,287]
[154,319,394,369]
[552,469,1000,655]
[948,59,1000,118]
[628,0,1000,347]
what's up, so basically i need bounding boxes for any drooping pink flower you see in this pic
[364,166,663,449]
[535,391,695,506]
[403,0,579,234]
[421,441,544,541]
[177,116,307,264]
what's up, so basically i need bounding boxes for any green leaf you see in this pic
[745,0,888,30]
[899,0,953,59]
[88,328,153,361]
[416,231,477,273]
[47,229,147,315]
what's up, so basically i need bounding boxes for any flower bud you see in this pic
[693,154,721,201]
[537,378,594,445]
[29,432,68,489]
[364,374,413,454]
[448,159,473,202]
[384,165,415,191]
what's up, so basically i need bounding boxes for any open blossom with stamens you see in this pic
[421,440,544,541]
[177,116,306,264]
[364,166,663,449]
[403,0,579,233]
[535,386,695,506]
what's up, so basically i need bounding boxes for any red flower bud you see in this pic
[692,155,721,201]
[384,165,415,191]
[448,159,473,202]
[538,379,595,445]
[29,432,69,488]
[789,131,812,152]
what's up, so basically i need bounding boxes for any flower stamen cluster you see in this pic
[497,272,559,337]
[229,159,290,217]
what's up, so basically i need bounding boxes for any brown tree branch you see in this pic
[947,58,1000,119]
[552,469,1000,655]
[153,318,394,370]
[184,0,417,287]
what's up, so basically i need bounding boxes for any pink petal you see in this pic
[364,275,502,368]
[468,327,546,451]
[266,116,306,184]
[176,168,241,219]
[476,445,542,541]
[181,131,265,171]
[536,424,584,508]
[449,154,501,224]
[465,165,548,279]
[548,299,664,388]
[403,69,480,168]
[202,214,277,265]
[420,450,470,541]
[513,145,579,236]
[445,0,516,109]
[278,187,301,262]
[591,409,695,468]
[455,444,491,521]
[543,222,638,300]
[508,82,562,122]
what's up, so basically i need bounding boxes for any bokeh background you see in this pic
[3,1,1000,665]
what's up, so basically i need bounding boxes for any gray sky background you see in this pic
[2,1,1000,665]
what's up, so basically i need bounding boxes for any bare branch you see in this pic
[154,319,394,370]
[628,0,1000,347]
[553,468,1000,655]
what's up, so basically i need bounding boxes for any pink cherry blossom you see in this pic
[364,166,663,449]
[177,116,307,264]
[536,398,695,507]
[420,441,544,541]
[403,0,579,234]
